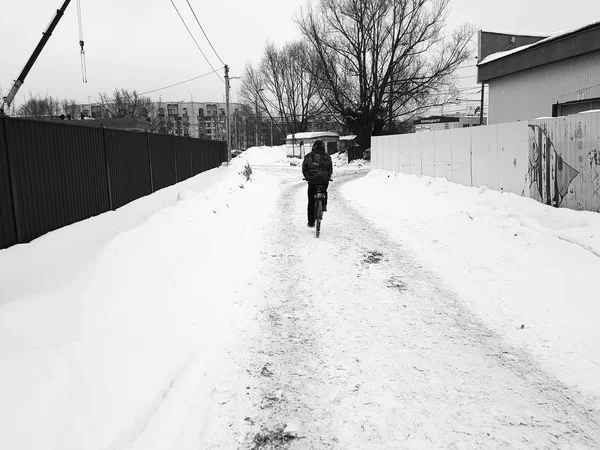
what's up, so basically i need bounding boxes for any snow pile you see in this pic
[332,151,348,166]
[332,151,370,171]
[238,145,298,165]
[342,170,600,399]
[237,146,370,172]
[359,171,600,255]
[0,158,280,449]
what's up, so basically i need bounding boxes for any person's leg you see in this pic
[307,184,316,225]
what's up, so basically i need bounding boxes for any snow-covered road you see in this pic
[2,147,599,449]
[201,169,600,449]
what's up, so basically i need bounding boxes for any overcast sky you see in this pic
[1,0,599,110]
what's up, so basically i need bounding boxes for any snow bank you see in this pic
[0,157,280,449]
[342,170,600,400]
[237,145,370,172]
[332,151,370,171]
[360,171,600,255]
[238,145,298,165]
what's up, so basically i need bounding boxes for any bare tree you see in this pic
[297,0,474,150]
[17,94,62,118]
[97,88,154,119]
[240,40,327,140]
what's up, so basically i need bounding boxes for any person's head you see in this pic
[312,140,325,152]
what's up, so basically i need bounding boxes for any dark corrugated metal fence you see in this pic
[0,116,227,250]
[147,133,175,193]
[174,136,192,182]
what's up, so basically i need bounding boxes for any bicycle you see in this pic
[304,179,331,238]
[313,184,327,238]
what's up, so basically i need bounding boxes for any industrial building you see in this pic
[413,115,482,132]
[477,21,600,124]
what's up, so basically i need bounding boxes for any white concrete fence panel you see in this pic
[371,111,600,212]
[449,128,472,187]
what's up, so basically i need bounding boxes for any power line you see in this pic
[169,0,224,83]
[139,69,223,95]
[185,0,226,67]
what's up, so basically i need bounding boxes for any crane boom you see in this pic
[1,0,72,113]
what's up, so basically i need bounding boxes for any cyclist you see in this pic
[302,140,333,227]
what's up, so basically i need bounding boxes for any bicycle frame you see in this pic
[314,185,326,238]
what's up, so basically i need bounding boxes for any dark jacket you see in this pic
[302,142,333,183]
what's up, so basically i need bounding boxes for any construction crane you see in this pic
[1,0,86,115]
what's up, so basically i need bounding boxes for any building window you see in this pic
[206,104,217,115]
[167,103,178,117]
[554,97,600,117]
[198,108,204,117]
[91,105,103,118]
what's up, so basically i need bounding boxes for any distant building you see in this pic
[151,101,244,140]
[286,131,339,157]
[477,21,600,124]
[413,115,483,132]
[76,100,246,141]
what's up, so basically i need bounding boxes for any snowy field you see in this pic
[1,145,599,448]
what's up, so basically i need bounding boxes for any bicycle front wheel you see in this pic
[315,199,323,238]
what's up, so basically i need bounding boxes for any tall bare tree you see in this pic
[97,88,154,119]
[297,0,474,150]
[240,40,327,140]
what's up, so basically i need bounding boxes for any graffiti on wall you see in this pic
[588,149,600,202]
[525,124,580,207]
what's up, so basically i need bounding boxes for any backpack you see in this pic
[305,152,329,181]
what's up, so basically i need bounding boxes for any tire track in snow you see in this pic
[233,170,600,449]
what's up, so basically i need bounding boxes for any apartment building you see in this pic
[152,101,244,140]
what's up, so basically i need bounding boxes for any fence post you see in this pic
[146,130,154,193]
[469,131,474,187]
[172,134,178,183]
[101,125,114,210]
[1,116,22,243]
[189,135,193,176]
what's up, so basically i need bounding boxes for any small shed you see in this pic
[286,131,339,157]
[338,135,358,152]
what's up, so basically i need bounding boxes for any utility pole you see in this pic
[224,65,231,162]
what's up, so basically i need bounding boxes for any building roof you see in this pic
[285,131,339,140]
[63,117,153,131]
[477,20,600,82]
